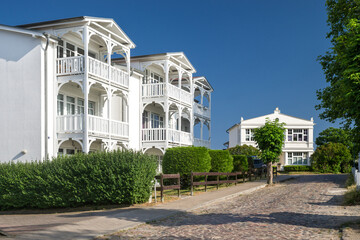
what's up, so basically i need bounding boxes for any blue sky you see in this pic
[1,0,335,149]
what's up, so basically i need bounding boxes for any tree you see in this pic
[316,127,354,156]
[316,0,360,153]
[228,144,260,157]
[253,118,285,184]
[311,142,352,173]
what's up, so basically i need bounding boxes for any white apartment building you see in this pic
[226,108,315,168]
[0,16,212,164]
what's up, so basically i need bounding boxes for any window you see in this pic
[88,101,95,115]
[57,94,96,116]
[245,129,255,141]
[58,148,76,156]
[57,94,64,115]
[151,113,164,128]
[142,111,149,128]
[66,42,75,57]
[144,70,164,84]
[287,152,308,165]
[57,40,64,58]
[66,96,75,115]
[287,129,308,142]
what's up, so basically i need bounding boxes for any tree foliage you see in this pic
[253,118,285,184]
[253,118,286,164]
[228,144,260,157]
[316,0,360,151]
[311,142,352,173]
[316,127,355,155]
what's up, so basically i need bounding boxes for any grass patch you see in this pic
[343,174,360,205]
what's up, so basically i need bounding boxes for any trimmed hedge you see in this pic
[208,150,233,173]
[232,155,248,172]
[163,146,211,187]
[284,165,312,172]
[0,150,157,210]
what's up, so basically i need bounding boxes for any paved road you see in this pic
[104,175,360,240]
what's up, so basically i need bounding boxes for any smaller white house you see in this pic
[226,108,315,169]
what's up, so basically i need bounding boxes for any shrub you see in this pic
[0,150,157,210]
[228,144,260,157]
[311,142,352,173]
[162,146,211,187]
[283,165,312,172]
[208,150,233,173]
[232,155,248,172]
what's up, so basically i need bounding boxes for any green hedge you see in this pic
[232,155,248,172]
[283,165,312,172]
[0,150,157,210]
[163,146,211,187]
[208,150,233,173]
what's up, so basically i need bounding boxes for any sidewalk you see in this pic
[0,175,295,240]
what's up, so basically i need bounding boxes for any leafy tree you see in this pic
[253,118,285,184]
[316,127,354,155]
[316,0,360,153]
[228,144,260,157]
[311,142,352,173]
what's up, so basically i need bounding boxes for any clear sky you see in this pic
[1,0,336,149]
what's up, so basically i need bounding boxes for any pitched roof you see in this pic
[16,16,135,48]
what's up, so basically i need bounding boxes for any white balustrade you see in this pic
[111,120,129,138]
[168,84,181,100]
[56,56,129,88]
[193,103,211,118]
[168,129,180,143]
[142,128,166,141]
[88,115,109,135]
[56,115,83,133]
[57,115,129,138]
[142,83,165,97]
[180,131,192,145]
[56,56,84,76]
[142,83,192,105]
[180,90,192,105]
[194,138,211,148]
[88,57,109,80]
[110,65,129,88]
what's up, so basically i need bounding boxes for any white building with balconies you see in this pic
[226,108,314,169]
[0,16,212,164]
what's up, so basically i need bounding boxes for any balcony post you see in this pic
[200,119,204,141]
[189,74,194,143]
[107,40,112,145]
[179,107,182,146]
[165,62,169,148]
[83,25,89,153]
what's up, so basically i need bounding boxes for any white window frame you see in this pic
[57,39,97,59]
[57,93,96,116]
[245,129,255,141]
[144,69,164,84]
[287,129,308,142]
[287,152,308,165]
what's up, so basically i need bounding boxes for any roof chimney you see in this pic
[274,107,280,114]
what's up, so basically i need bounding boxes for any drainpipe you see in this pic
[43,33,50,160]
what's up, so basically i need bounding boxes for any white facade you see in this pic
[0,16,213,163]
[227,108,315,168]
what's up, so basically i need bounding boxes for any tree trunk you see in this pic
[267,162,273,185]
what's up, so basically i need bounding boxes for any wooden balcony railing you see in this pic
[142,83,192,105]
[57,115,129,138]
[142,128,192,145]
[193,102,211,118]
[56,56,129,89]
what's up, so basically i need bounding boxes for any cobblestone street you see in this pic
[105,175,360,240]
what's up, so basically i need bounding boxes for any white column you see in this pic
[164,62,169,148]
[200,119,204,141]
[83,25,89,153]
[189,74,194,143]
[179,107,182,146]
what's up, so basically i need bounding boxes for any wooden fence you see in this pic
[154,167,278,201]
[154,173,180,202]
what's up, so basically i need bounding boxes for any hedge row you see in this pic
[0,150,157,210]
[208,150,233,173]
[283,165,312,172]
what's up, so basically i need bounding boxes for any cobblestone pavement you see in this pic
[102,175,360,240]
